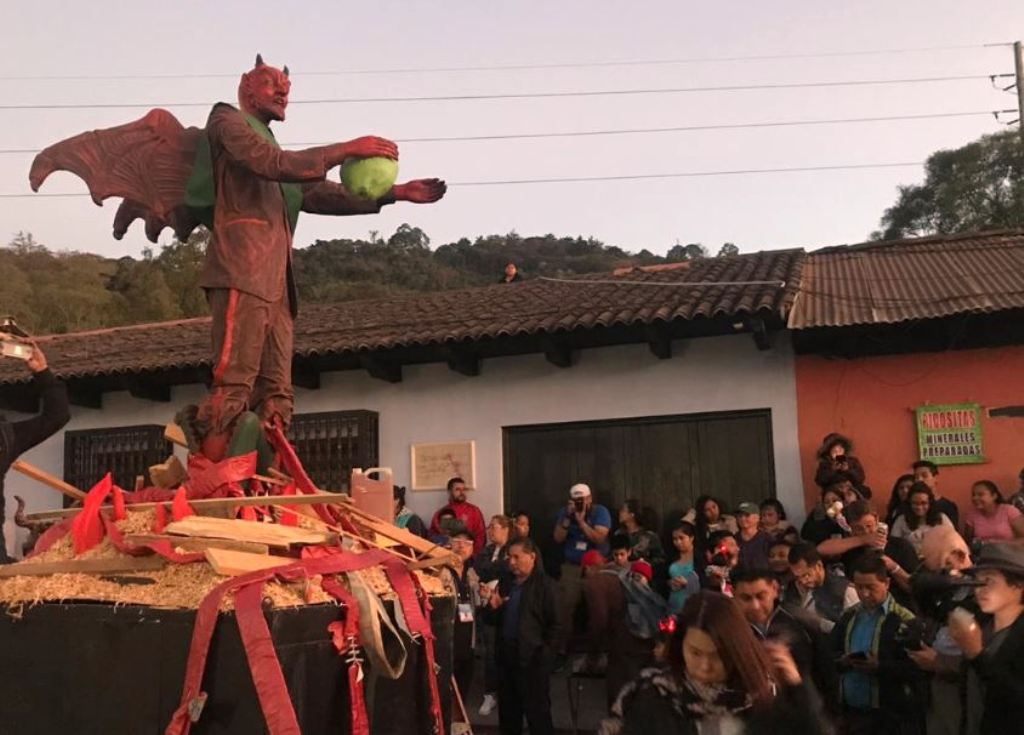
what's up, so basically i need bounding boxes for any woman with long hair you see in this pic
[885,474,916,526]
[758,498,791,540]
[964,480,1024,544]
[600,592,828,735]
[683,495,737,541]
[890,483,953,554]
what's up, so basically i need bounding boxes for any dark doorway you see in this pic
[503,410,775,569]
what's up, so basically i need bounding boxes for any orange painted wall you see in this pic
[795,345,1024,515]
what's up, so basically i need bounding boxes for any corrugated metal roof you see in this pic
[0,248,802,385]
[788,230,1024,329]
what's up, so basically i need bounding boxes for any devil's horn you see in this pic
[283,65,289,77]
[255,53,265,66]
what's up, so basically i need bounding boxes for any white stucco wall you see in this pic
[4,332,803,557]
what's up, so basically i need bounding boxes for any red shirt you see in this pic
[430,501,486,553]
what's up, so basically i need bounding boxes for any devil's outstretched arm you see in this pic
[207,104,333,184]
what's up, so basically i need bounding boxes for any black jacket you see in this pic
[969,611,1024,734]
[800,506,846,546]
[814,455,866,488]
[608,671,829,735]
[830,597,927,715]
[474,542,509,585]
[485,565,562,668]
[750,604,840,714]
[0,369,70,524]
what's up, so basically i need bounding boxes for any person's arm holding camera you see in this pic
[575,509,609,546]
[1,343,70,461]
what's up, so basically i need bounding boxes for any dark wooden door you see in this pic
[503,410,775,565]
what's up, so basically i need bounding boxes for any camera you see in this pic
[894,617,928,651]
[1,316,33,362]
[572,498,585,513]
[911,571,983,622]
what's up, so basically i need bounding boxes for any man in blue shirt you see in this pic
[831,553,924,735]
[552,483,610,658]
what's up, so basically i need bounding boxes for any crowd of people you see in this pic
[406,433,1024,735]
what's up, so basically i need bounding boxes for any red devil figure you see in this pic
[30,54,446,457]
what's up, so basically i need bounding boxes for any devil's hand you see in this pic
[342,136,398,161]
[394,178,447,203]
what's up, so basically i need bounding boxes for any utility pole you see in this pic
[1015,41,1024,142]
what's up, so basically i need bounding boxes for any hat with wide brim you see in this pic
[966,542,1024,577]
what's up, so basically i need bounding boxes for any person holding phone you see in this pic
[0,342,70,562]
[814,433,866,489]
[830,554,926,734]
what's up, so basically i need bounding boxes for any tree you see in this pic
[386,224,430,251]
[717,242,739,257]
[157,229,209,317]
[666,242,708,261]
[873,130,1024,241]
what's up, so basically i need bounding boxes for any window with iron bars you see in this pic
[62,411,380,495]
[64,424,171,493]
[288,410,379,492]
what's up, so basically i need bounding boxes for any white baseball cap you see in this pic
[569,483,592,499]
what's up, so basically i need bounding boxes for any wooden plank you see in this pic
[25,491,356,522]
[342,503,450,558]
[149,455,187,489]
[268,505,419,564]
[204,548,293,576]
[11,460,87,502]
[164,422,187,448]
[0,555,166,578]
[123,534,271,556]
[165,516,336,548]
[407,554,457,572]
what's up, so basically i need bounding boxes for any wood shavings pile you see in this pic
[0,509,447,613]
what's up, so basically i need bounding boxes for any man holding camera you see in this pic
[552,483,610,658]
[0,342,70,562]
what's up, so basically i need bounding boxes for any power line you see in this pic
[0,42,1009,81]
[0,109,1010,155]
[0,74,1006,111]
[0,161,926,199]
[447,162,924,186]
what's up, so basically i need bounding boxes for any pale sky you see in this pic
[1,1,1021,258]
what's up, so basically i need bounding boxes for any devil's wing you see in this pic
[29,108,205,243]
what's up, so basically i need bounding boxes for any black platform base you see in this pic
[0,597,453,735]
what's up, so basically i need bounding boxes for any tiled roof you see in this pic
[0,248,802,385]
[788,230,1024,330]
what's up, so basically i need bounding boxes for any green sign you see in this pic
[916,403,985,465]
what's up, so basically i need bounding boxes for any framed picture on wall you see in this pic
[410,440,476,491]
